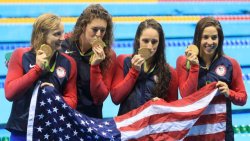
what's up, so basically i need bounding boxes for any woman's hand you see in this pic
[131,54,145,71]
[185,48,199,65]
[152,97,160,101]
[216,81,229,97]
[36,50,49,70]
[90,45,106,65]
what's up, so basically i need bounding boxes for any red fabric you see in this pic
[61,53,77,109]
[114,83,226,140]
[225,56,247,106]
[176,55,199,97]
[90,50,117,105]
[110,54,139,105]
[5,48,42,101]
[111,54,178,105]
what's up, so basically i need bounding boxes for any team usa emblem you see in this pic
[215,65,226,76]
[56,66,66,78]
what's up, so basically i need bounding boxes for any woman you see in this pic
[111,19,178,116]
[61,4,116,118]
[4,13,77,140]
[176,17,247,140]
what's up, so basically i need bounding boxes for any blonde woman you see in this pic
[4,13,77,140]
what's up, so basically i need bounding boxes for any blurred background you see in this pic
[0,0,250,140]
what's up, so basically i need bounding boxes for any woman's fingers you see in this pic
[216,81,229,97]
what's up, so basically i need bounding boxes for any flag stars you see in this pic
[47,98,52,104]
[74,120,78,125]
[37,126,43,132]
[107,129,112,132]
[59,127,64,132]
[37,114,44,120]
[40,101,45,106]
[42,88,46,94]
[45,121,51,126]
[47,109,52,114]
[102,132,107,136]
[55,96,61,101]
[81,120,85,125]
[73,130,78,136]
[44,134,49,140]
[94,135,99,139]
[53,107,58,113]
[62,103,67,109]
[75,113,82,117]
[52,128,57,134]
[90,120,95,124]
[104,121,110,125]
[66,123,72,128]
[53,118,57,123]
[85,121,89,125]
[87,127,93,133]
[65,135,70,140]
[59,115,65,121]
[98,125,103,128]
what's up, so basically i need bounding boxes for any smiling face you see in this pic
[200,26,219,58]
[139,28,159,60]
[46,22,65,51]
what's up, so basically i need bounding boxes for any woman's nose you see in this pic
[95,30,102,37]
[147,42,153,48]
[207,38,214,44]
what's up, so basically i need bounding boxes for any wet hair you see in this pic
[193,17,224,57]
[132,19,171,99]
[31,13,61,52]
[71,4,113,71]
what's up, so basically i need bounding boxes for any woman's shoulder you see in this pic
[13,47,32,56]
[223,55,240,67]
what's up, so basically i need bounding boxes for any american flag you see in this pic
[27,82,226,141]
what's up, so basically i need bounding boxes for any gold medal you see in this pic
[138,47,151,60]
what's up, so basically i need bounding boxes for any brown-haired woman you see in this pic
[61,4,116,118]
[111,19,178,116]
[176,17,247,140]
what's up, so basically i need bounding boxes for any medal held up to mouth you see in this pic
[138,47,152,60]
[90,36,106,48]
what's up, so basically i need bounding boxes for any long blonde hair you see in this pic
[31,13,61,52]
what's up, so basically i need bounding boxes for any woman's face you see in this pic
[200,26,219,58]
[46,22,64,51]
[84,18,107,45]
[139,28,159,59]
